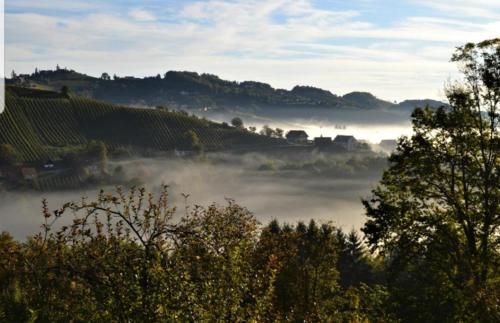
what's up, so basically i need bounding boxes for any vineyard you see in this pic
[0,86,283,163]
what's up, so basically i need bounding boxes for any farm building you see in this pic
[313,136,332,148]
[333,135,358,151]
[286,130,309,143]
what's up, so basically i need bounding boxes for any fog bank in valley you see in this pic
[200,108,413,143]
[0,153,384,239]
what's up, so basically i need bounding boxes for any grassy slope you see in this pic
[0,86,283,162]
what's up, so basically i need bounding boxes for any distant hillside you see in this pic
[397,99,447,110]
[8,68,446,112]
[342,92,394,110]
[0,86,283,162]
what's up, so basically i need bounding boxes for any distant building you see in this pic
[21,167,38,180]
[333,135,358,151]
[313,136,332,147]
[286,130,309,143]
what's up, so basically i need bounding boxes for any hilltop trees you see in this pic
[260,125,284,138]
[231,117,244,128]
[100,72,111,80]
[363,38,500,321]
[275,128,284,138]
[260,125,274,137]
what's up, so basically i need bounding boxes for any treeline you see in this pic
[9,65,413,111]
[0,186,389,322]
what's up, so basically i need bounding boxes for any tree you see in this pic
[260,125,275,137]
[0,187,276,322]
[100,72,111,80]
[275,128,284,138]
[256,220,343,321]
[60,85,70,97]
[183,130,203,152]
[231,117,244,129]
[248,126,257,133]
[84,141,108,174]
[336,229,377,288]
[362,38,500,322]
[98,141,108,173]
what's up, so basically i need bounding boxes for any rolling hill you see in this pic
[8,68,446,112]
[0,86,284,163]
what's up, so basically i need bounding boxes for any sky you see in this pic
[5,0,500,101]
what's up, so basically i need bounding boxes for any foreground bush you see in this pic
[0,186,388,322]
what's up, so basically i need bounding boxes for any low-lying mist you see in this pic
[0,152,386,240]
[198,108,412,143]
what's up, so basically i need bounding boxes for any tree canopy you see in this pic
[231,117,244,128]
[0,187,388,322]
[363,38,500,322]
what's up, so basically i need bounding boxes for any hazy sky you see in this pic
[5,0,500,101]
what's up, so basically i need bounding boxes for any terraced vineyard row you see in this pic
[0,92,50,161]
[0,86,283,162]
[37,173,86,191]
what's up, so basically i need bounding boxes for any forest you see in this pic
[1,38,499,322]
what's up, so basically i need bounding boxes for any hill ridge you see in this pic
[0,86,283,162]
[8,67,446,111]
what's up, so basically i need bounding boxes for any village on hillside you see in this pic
[285,129,397,152]
[0,128,397,192]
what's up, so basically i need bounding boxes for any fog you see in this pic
[197,107,413,143]
[245,120,412,143]
[0,153,383,240]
